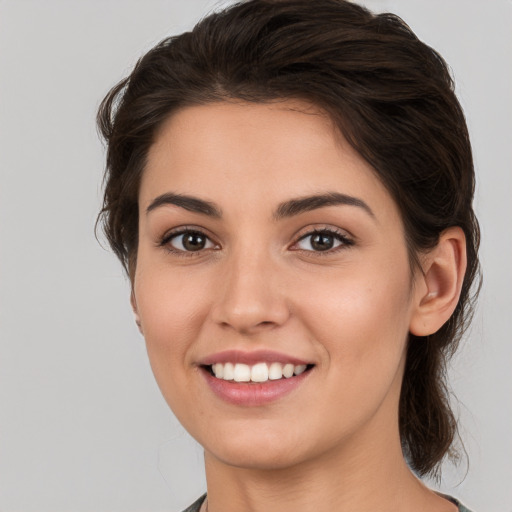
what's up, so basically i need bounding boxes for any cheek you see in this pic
[133,266,210,391]
[295,259,413,381]
[288,271,412,444]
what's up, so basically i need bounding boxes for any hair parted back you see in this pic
[97,0,480,479]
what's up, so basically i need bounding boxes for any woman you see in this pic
[97,1,480,511]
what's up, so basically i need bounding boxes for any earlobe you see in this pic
[130,290,143,334]
[409,227,467,337]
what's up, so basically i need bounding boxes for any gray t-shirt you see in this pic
[181,493,474,512]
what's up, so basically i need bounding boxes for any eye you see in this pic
[293,228,353,254]
[161,228,217,255]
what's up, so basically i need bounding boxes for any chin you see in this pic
[199,422,311,471]
[207,442,305,471]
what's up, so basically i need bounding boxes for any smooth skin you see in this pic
[132,101,466,512]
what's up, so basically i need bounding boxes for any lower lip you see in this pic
[200,367,312,406]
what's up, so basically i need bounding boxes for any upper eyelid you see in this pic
[295,225,352,240]
[160,225,353,251]
[160,225,216,244]
[292,227,353,251]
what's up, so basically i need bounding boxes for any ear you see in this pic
[409,227,467,337]
[130,290,143,335]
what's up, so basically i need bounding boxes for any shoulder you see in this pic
[437,492,475,512]
[180,494,206,512]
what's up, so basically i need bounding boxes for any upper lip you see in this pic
[199,349,312,367]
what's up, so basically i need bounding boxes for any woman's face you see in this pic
[134,100,421,470]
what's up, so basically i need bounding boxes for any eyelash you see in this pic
[158,226,354,258]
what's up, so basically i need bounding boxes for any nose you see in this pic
[210,247,291,336]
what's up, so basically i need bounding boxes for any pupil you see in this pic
[183,233,205,251]
[311,233,333,251]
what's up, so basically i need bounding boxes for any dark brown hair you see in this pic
[97,0,480,479]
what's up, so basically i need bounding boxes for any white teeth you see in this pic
[210,362,310,382]
[283,363,294,378]
[294,364,307,375]
[213,363,224,379]
[268,362,284,380]
[251,362,269,382]
[233,363,251,382]
[223,362,234,380]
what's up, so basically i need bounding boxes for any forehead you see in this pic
[141,100,399,224]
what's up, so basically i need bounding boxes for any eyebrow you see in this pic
[146,191,375,220]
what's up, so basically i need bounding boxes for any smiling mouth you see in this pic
[202,362,315,383]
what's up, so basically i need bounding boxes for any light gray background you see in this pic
[0,1,510,511]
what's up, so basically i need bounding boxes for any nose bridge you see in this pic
[211,239,289,334]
